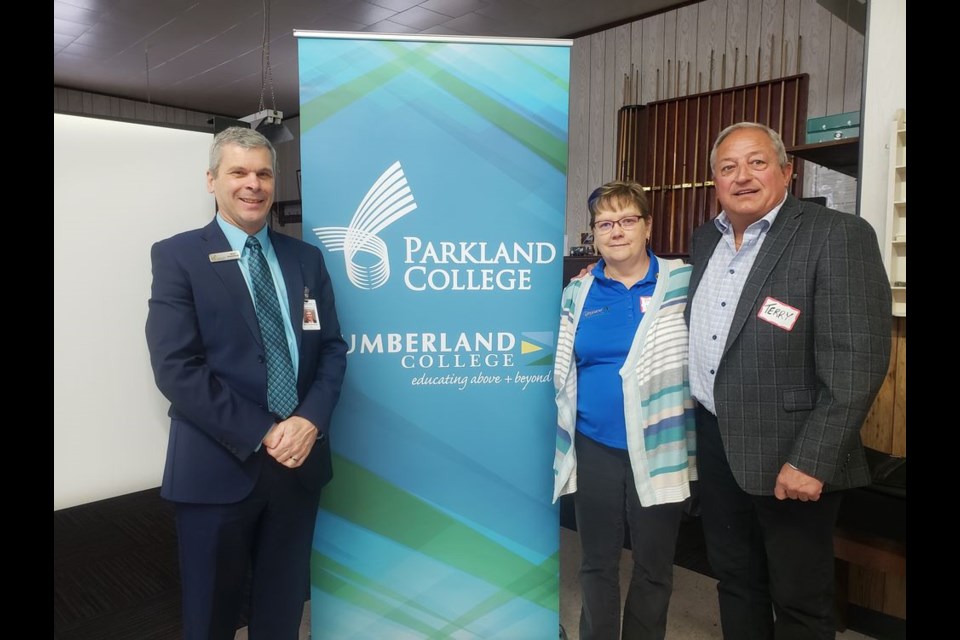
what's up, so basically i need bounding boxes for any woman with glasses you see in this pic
[553,180,697,640]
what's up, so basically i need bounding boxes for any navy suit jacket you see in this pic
[686,196,891,494]
[146,219,347,504]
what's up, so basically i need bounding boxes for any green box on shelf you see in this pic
[806,126,859,144]
[807,111,860,133]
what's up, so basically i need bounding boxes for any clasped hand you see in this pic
[263,417,319,468]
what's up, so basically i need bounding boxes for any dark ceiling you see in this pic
[54,0,684,118]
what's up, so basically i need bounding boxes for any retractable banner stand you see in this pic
[296,32,571,639]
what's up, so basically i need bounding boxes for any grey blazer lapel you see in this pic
[721,195,803,357]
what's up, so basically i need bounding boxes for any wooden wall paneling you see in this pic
[697,0,727,92]
[108,95,121,118]
[566,38,591,235]
[798,0,832,118]
[641,12,664,104]
[745,0,764,84]
[782,0,801,79]
[758,0,785,82]
[90,93,105,117]
[704,92,719,227]
[664,9,679,98]
[726,0,750,87]
[694,92,706,237]
[859,322,898,453]
[655,100,669,251]
[65,88,83,112]
[677,5,698,97]
[849,565,887,612]
[843,27,864,113]
[676,5,698,254]
[663,7,678,254]
[81,91,94,114]
[614,19,633,188]
[826,15,848,115]
[797,0,834,196]
[119,98,137,120]
[603,29,619,184]
[641,10,662,240]
[614,24,633,108]
[883,572,907,619]
[588,33,607,200]
[645,102,667,251]
[631,20,644,103]
[892,318,906,457]
[171,106,187,126]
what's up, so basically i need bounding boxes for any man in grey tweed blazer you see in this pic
[686,122,891,639]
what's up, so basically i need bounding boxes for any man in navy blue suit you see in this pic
[146,127,347,639]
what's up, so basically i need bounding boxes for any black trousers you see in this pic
[696,406,842,640]
[174,452,319,640]
[573,431,685,640]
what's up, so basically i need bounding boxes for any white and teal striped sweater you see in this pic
[552,258,698,506]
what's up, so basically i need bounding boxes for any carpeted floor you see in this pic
[54,488,713,639]
[54,490,182,639]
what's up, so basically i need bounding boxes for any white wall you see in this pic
[859,0,906,240]
[54,114,213,509]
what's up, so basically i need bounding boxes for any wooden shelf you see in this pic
[885,110,906,317]
[786,138,859,177]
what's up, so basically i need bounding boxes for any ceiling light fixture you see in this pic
[240,0,293,144]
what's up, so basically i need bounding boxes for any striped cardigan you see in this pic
[552,258,697,506]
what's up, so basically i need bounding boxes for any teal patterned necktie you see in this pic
[244,236,298,418]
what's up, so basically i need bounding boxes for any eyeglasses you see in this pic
[593,215,643,234]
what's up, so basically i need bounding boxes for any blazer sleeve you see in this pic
[145,238,275,460]
[291,245,347,436]
[789,214,892,480]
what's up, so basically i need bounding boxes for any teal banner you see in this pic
[297,33,570,639]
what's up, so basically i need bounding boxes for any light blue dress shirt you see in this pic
[216,215,300,377]
[688,196,786,414]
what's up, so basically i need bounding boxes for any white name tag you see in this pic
[302,299,321,330]
[208,250,241,263]
[757,296,800,331]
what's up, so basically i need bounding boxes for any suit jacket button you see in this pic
[257,355,265,363]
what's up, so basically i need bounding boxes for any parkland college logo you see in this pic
[313,161,417,289]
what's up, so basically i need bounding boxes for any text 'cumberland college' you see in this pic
[348,331,516,368]
[402,238,556,291]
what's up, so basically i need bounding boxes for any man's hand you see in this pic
[263,416,319,468]
[774,463,823,501]
[572,262,597,280]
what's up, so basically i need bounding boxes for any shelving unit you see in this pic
[785,137,859,177]
[885,110,906,316]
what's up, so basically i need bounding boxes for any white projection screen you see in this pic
[54,114,213,509]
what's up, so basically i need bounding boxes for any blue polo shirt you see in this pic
[574,253,659,449]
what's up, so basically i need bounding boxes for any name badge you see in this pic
[640,296,652,313]
[303,299,321,330]
[757,296,800,331]
[208,250,241,263]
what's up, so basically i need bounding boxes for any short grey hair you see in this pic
[709,122,789,175]
[208,126,277,176]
